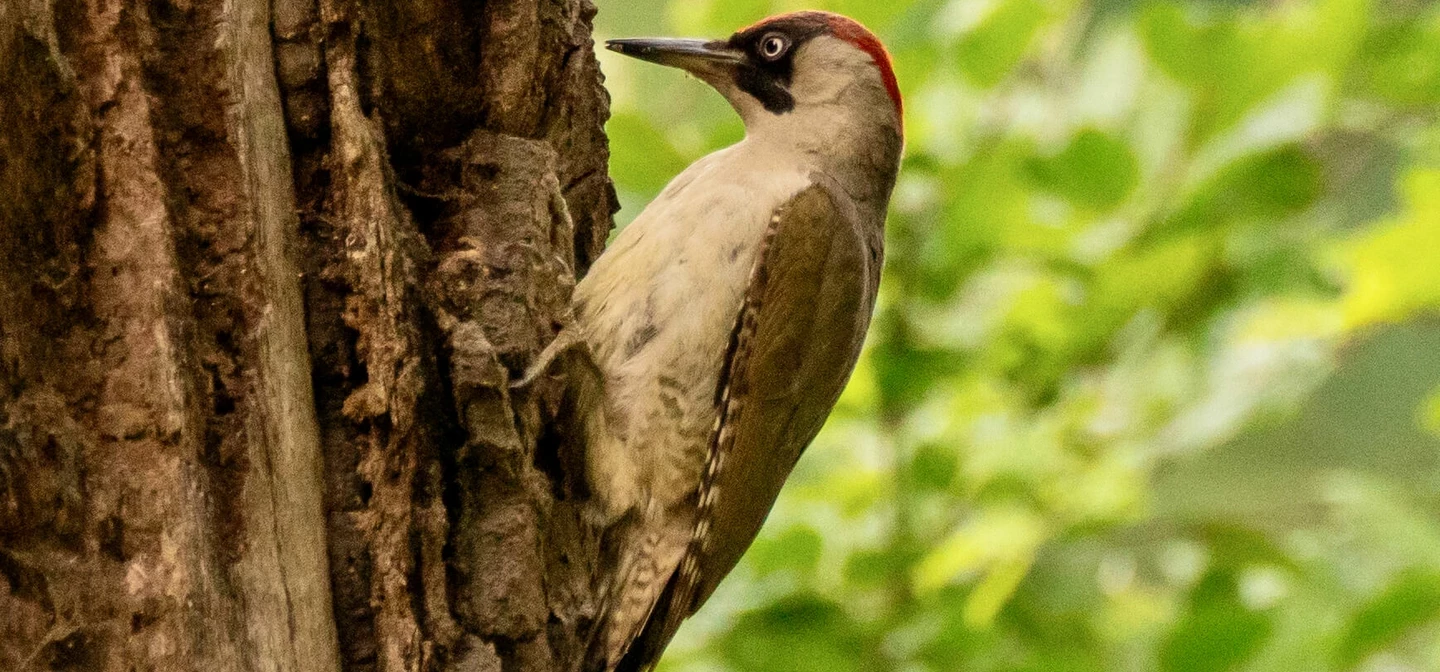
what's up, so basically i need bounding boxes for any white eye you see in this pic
[760,33,790,61]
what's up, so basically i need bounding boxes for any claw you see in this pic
[513,327,599,391]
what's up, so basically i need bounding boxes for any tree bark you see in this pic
[0,0,617,668]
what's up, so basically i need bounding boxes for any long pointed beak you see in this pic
[605,38,744,75]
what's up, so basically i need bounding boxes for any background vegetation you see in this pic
[594,0,1440,670]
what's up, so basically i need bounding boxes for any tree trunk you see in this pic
[0,0,617,668]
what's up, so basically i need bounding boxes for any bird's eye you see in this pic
[759,33,790,61]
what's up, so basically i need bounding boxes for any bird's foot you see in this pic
[512,327,599,391]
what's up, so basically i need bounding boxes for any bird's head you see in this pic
[607,11,903,142]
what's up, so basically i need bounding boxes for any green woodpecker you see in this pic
[577,11,902,671]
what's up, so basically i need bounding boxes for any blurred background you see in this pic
[592,0,1440,670]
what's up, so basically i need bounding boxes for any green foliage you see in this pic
[1161,570,1274,672]
[1026,129,1140,211]
[954,0,1057,88]
[1339,570,1440,667]
[594,0,1440,670]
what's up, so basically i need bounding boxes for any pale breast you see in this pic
[575,142,812,506]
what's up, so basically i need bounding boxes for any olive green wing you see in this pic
[614,181,882,672]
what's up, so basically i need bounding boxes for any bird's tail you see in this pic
[586,515,691,672]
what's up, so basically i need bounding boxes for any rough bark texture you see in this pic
[0,0,617,668]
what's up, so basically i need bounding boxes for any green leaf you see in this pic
[1165,144,1323,236]
[1026,129,1140,211]
[1335,169,1440,328]
[955,0,1053,88]
[604,111,690,195]
[1354,16,1440,107]
[910,442,959,491]
[1139,2,1236,87]
[1161,570,1274,672]
[720,595,874,672]
[1337,570,1440,667]
[747,526,824,576]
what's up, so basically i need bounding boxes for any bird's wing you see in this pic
[614,181,881,671]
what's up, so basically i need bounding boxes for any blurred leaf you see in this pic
[720,595,873,672]
[914,506,1047,598]
[1337,570,1440,667]
[1160,570,1274,672]
[604,111,690,194]
[926,143,1035,298]
[1088,233,1216,337]
[1335,169,1440,328]
[1140,0,1370,142]
[747,526,824,576]
[1167,144,1324,236]
[1026,129,1140,211]
[844,548,904,588]
[955,0,1053,88]
[1424,386,1440,439]
[1199,524,1303,574]
[1352,11,1440,107]
[666,0,768,36]
[910,442,959,491]
[1139,2,1235,87]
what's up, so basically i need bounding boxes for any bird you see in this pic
[574,11,903,672]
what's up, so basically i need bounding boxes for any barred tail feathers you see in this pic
[597,517,690,671]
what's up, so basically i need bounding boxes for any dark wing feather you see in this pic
[615,181,881,671]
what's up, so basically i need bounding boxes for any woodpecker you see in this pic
[575,11,902,672]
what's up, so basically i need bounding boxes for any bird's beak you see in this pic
[605,38,744,76]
